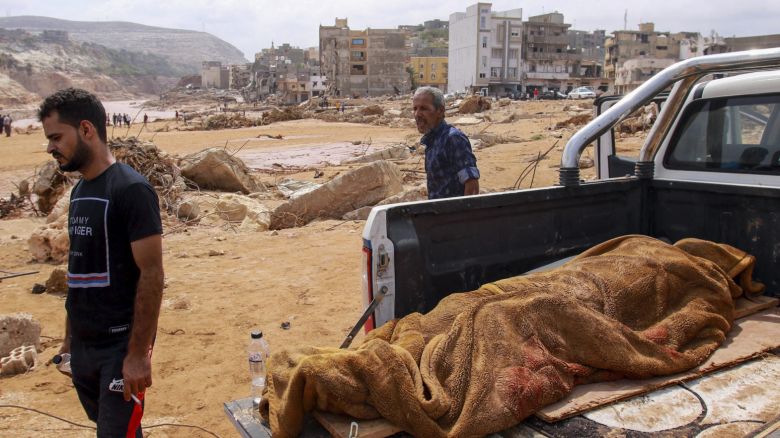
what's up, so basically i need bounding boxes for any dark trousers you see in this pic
[71,336,144,438]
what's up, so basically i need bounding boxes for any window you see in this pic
[491,67,500,78]
[479,73,486,78]
[419,73,424,79]
[351,64,366,75]
[419,63,424,69]
[351,38,365,46]
[431,73,436,80]
[482,36,488,48]
[352,51,365,60]
[511,31,520,37]
[665,94,780,174]
[431,63,436,71]
[480,16,486,29]
[482,56,487,67]
[509,49,518,59]
[508,67,517,77]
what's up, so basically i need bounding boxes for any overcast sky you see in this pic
[8,0,779,60]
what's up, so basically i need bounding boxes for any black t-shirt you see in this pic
[66,162,162,342]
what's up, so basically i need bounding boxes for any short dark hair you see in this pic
[38,88,107,143]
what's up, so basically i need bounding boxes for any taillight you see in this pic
[361,243,375,332]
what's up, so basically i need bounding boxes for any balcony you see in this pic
[526,35,569,45]
[525,52,581,62]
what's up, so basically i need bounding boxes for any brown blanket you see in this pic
[260,235,764,437]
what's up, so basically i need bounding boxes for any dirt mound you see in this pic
[458,96,492,114]
[204,113,259,130]
[109,137,186,212]
[361,105,385,116]
[554,113,592,129]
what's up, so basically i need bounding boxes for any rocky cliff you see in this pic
[0,16,248,74]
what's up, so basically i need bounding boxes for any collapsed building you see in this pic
[319,18,409,97]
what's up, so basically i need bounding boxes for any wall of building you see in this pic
[411,56,448,89]
[201,61,223,88]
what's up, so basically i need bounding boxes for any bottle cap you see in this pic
[53,354,63,364]
[251,331,263,339]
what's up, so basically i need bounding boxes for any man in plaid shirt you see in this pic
[413,87,480,199]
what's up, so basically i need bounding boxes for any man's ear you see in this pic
[79,120,95,139]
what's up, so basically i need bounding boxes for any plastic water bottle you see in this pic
[248,331,270,402]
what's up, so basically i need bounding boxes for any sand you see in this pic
[0,99,647,437]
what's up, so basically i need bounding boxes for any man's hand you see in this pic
[464,178,480,196]
[122,351,152,402]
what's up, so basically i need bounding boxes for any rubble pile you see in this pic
[0,193,29,219]
[109,137,186,212]
[361,105,385,116]
[204,113,260,130]
[261,107,304,124]
[554,113,592,130]
[616,103,658,134]
[458,96,492,114]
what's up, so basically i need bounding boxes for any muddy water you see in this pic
[15,100,175,128]
[238,142,385,170]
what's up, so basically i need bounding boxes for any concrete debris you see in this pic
[498,98,512,107]
[175,198,201,221]
[45,268,68,296]
[451,117,484,125]
[0,344,37,377]
[341,145,411,165]
[0,313,41,358]
[28,215,69,263]
[32,161,70,215]
[180,148,260,194]
[276,179,321,199]
[191,193,271,231]
[458,96,492,114]
[341,185,428,221]
[271,160,403,229]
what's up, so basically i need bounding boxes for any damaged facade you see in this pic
[605,23,701,94]
[319,18,408,97]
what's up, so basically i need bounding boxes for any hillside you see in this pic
[0,28,180,107]
[0,16,248,74]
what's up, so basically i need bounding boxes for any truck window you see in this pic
[665,94,780,173]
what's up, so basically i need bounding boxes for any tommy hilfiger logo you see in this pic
[108,378,125,393]
[109,324,129,334]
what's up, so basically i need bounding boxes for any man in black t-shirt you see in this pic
[39,88,163,438]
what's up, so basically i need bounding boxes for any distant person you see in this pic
[38,87,163,438]
[143,113,148,127]
[3,114,12,137]
[124,114,130,127]
[412,86,479,199]
[175,110,179,122]
[533,88,539,100]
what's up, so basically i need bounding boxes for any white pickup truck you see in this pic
[357,48,780,436]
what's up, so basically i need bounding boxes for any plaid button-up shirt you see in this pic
[422,121,480,199]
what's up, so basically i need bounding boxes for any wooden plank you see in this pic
[313,411,403,438]
[735,295,779,319]
[536,308,780,422]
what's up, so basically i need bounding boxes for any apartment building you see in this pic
[522,12,580,93]
[448,3,523,96]
[410,56,448,89]
[319,18,408,97]
[605,23,701,94]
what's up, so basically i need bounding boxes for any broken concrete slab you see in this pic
[277,179,321,199]
[0,313,41,358]
[271,160,403,229]
[0,344,37,377]
[180,148,260,194]
[28,216,69,263]
[341,185,428,221]
[341,145,411,165]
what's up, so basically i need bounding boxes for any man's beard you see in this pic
[57,137,91,172]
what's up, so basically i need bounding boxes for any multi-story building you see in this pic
[410,56,448,89]
[448,3,523,96]
[605,23,701,94]
[201,61,229,89]
[522,12,577,93]
[319,18,408,97]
